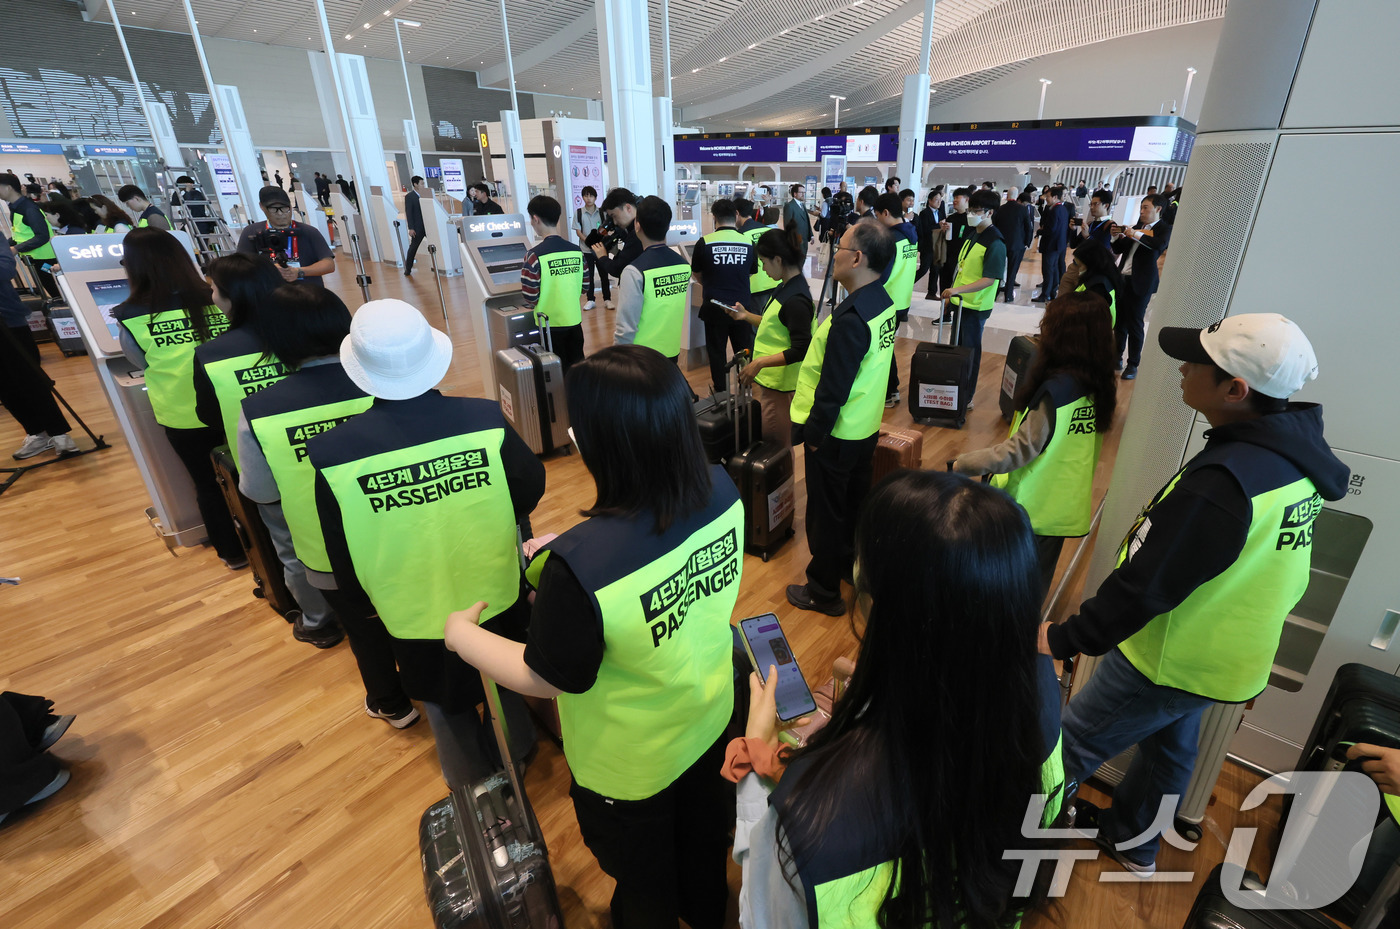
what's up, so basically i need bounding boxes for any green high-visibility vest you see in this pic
[525,475,743,801]
[201,333,289,468]
[1075,281,1117,326]
[532,238,585,329]
[990,376,1102,537]
[1117,444,1322,702]
[12,206,56,261]
[633,252,691,357]
[883,229,919,313]
[744,223,779,295]
[752,286,813,393]
[791,287,897,441]
[120,306,230,429]
[318,430,520,638]
[950,236,998,312]
[136,205,166,228]
[246,368,372,573]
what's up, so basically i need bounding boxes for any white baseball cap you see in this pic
[1159,313,1318,399]
[340,299,452,400]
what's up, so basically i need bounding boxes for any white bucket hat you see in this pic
[340,299,452,400]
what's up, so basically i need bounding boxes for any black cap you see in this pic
[1158,326,1213,365]
[259,185,291,207]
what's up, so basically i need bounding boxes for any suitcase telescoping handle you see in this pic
[535,311,553,354]
[480,671,544,838]
[728,350,752,453]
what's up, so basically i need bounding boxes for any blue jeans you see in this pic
[1062,648,1215,865]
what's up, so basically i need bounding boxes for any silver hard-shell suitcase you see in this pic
[494,315,568,456]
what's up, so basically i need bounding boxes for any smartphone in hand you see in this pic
[739,613,819,722]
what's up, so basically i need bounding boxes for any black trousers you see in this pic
[914,247,934,285]
[1115,283,1154,367]
[1039,248,1065,299]
[886,309,909,397]
[803,432,877,600]
[553,324,586,378]
[583,252,610,301]
[403,231,424,273]
[162,424,243,563]
[1003,246,1027,297]
[0,692,63,816]
[0,326,69,437]
[703,315,755,392]
[320,585,413,716]
[938,257,959,297]
[1035,534,1067,600]
[570,733,731,929]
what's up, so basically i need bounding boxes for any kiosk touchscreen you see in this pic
[460,213,539,398]
[54,232,208,549]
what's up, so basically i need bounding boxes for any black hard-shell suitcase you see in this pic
[21,293,53,344]
[908,301,974,429]
[696,387,761,465]
[45,302,86,357]
[723,359,795,561]
[999,334,1039,422]
[210,446,300,618]
[1183,865,1338,929]
[420,673,565,928]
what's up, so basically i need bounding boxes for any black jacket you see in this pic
[993,201,1033,253]
[404,190,426,235]
[1038,203,1068,254]
[1114,220,1171,295]
[915,205,944,251]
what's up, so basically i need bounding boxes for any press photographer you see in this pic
[235,186,336,288]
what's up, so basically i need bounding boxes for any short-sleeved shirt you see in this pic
[236,222,335,288]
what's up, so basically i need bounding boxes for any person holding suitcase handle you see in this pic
[1043,314,1350,876]
[732,228,815,444]
[522,194,589,376]
[939,188,1007,413]
[952,291,1117,596]
[444,345,743,929]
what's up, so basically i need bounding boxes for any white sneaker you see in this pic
[51,434,79,456]
[13,433,53,460]
[583,300,596,310]
[604,300,615,310]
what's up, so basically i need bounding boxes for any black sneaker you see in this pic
[1121,365,1138,380]
[0,767,70,826]
[364,697,421,729]
[38,715,75,751]
[1072,799,1157,877]
[786,584,846,616]
[293,613,344,649]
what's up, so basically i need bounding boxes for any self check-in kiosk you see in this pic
[461,213,537,399]
[53,232,208,550]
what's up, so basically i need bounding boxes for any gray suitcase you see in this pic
[420,674,564,928]
[46,302,87,356]
[489,305,541,353]
[494,317,568,456]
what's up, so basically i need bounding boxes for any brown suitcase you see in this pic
[872,426,924,485]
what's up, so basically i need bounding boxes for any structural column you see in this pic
[894,0,936,197]
[596,0,660,196]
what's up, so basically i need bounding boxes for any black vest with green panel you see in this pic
[10,198,56,261]
[524,467,743,801]
[950,226,1004,313]
[629,244,692,358]
[790,282,896,441]
[307,391,522,640]
[769,656,1065,928]
[529,235,586,329]
[243,362,372,574]
[743,220,779,296]
[195,327,289,467]
[118,302,231,429]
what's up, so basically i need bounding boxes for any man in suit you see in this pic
[1111,193,1173,380]
[402,175,428,277]
[993,191,1034,302]
[914,188,945,295]
[1033,186,1069,303]
[1069,188,1115,253]
[314,172,331,207]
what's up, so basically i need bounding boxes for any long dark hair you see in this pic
[41,198,87,232]
[1072,240,1123,308]
[204,253,284,334]
[1012,290,1117,432]
[775,471,1056,929]
[71,198,104,232]
[91,194,135,228]
[567,345,711,533]
[121,227,220,342]
[756,227,804,272]
[257,284,352,369]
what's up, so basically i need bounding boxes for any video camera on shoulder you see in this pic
[252,225,293,266]
[586,217,625,252]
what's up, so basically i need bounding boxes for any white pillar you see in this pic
[311,0,378,259]
[106,0,183,170]
[596,0,659,195]
[179,0,258,215]
[894,0,935,199]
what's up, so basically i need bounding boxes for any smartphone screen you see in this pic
[739,613,819,722]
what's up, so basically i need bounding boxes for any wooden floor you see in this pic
[0,250,1284,928]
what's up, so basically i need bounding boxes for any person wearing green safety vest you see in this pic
[521,194,589,376]
[940,188,1007,412]
[1069,239,1122,328]
[736,197,780,312]
[730,471,1068,929]
[117,184,170,231]
[309,298,545,783]
[787,220,896,617]
[0,172,60,297]
[238,287,415,724]
[445,345,743,929]
[692,197,756,392]
[734,228,815,443]
[114,227,243,568]
[1045,314,1350,877]
[954,292,1118,595]
[874,191,919,408]
[612,196,691,362]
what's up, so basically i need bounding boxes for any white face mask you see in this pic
[967,211,987,227]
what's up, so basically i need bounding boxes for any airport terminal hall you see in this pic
[3,0,1398,926]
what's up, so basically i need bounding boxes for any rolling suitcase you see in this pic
[999,335,1039,422]
[1182,864,1338,929]
[210,446,300,618]
[45,302,87,357]
[420,672,565,928]
[724,362,795,561]
[908,302,974,429]
[495,317,568,456]
[22,293,53,344]
[871,425,924,486]
[695,360,761,465]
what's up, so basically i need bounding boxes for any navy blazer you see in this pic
[1038,203,1068,254]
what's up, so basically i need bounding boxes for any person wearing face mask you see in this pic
[936,188,975,321]
[939,189,1006,410]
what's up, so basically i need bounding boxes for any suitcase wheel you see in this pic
[1174,817,1203,843]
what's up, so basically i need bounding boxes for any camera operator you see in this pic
[589,187,644,305]
[235,186,335,288]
